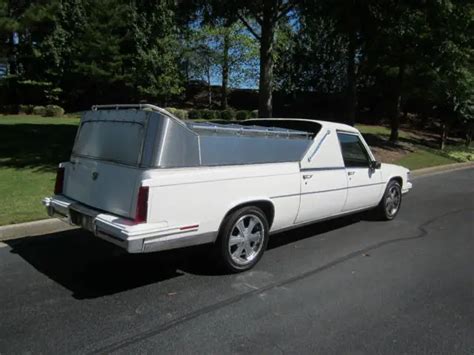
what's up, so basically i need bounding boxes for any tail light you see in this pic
[54,167,65,195]
[135,186,149,223]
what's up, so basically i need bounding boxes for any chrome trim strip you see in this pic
[271,181,387,199]
[300,167,345,172]
[307,129,331,162]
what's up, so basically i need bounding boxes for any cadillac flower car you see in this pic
[43,104,412,272]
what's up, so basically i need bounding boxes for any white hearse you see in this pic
[44,104,412,272]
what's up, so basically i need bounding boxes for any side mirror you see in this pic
[370,160,381,170]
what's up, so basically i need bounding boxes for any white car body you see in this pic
[43,105,412,255]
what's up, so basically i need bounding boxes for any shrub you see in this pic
[220,109,235,120]
[250,110,258,118]
[188,109,200,120]
[45,105,65,117]
[32,106,46,116]
[165,107,177,115]
[236,110,251,120]
[164,107,189,119]
[0,105,18,114]
[175,109,189,120]
[18,104,34,115]
[201,109,220,120]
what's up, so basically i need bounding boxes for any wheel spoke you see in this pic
[236,220,246,235]
[229,235,244,247]
[247,218,257,233]
[242,242,251,258]
[248,231,261,243]
[234,243,244,258]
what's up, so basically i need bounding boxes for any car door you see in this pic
[295,129,348,224]
[337,132,383,212]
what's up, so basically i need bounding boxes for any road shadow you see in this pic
[6,214,365,300]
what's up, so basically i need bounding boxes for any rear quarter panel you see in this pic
[143,163,301,235]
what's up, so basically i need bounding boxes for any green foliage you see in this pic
[165,107,189,119]
[188,109,200,120]
[32,106,46,116]
[45,104,65,117]
[220,109,236,120]
[18,105,34,114]
[235,110,250,120]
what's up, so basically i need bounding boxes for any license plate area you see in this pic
[70,208,95,232]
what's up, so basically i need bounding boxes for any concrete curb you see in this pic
[0,161,473,242]
[0,218,77,242]
[411,161,474,178]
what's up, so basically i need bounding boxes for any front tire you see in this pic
[374,180,402,220]
[216,206,269,273]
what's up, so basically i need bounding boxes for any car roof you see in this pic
[246,118,360,134]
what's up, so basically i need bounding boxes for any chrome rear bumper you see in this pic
[43,196,216,253]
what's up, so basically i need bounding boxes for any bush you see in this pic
[164,107,188,120]
[164,107,177,114]
[236,110,251,120]
[45,105,65,117]
[220,109,236,120]
[250,110,258,118]
[174,109,189,120]
[188,109,200,120]
[18,104,34,115]
[32,106,46,116]
[0,105,17,114]
[200,109,219,120]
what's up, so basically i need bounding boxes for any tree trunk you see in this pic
[207,66,212,108]
[221,31,229,110]
[390,61,406,143]
[465,121,473,147]
[258,0,277,118]
[439,122,447,150]
[345,28,357,126]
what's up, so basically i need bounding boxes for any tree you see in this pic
[183,20,258,108]
[367,1,426,142]
[131,0,184,105]
[424,0,473,149]
[274,10,348,96]
[321,0,376,126]
[193,0,298,117]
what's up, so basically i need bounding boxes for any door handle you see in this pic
[303,174,313,180]
[347,171,355,176]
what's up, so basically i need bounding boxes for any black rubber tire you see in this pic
[216,206,269,273]
[374,180,402,221]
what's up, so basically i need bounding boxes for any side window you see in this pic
[337,133,370,168]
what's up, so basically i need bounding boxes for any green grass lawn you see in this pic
[356,124,409,139]
[0,168,56,225]
[0,115,471,225]
[394,149,458,170]
[0,115,79,225]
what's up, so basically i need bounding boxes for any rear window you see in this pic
[72,120,145,165]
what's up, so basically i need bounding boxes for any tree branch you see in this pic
[277,0,296,20]
[237,12,261,41]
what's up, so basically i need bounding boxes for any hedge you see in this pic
[32,106,47,116]
[152,107,255,121]
[45,105,65,117]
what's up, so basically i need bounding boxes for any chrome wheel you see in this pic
[385,185,401,217]
[228,214,265,266]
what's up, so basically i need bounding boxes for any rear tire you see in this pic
[216,206,269,273]
[374,180,402,220]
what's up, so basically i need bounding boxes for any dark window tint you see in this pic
[337,133,370,168]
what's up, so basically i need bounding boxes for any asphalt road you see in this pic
[0,168,473,354]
